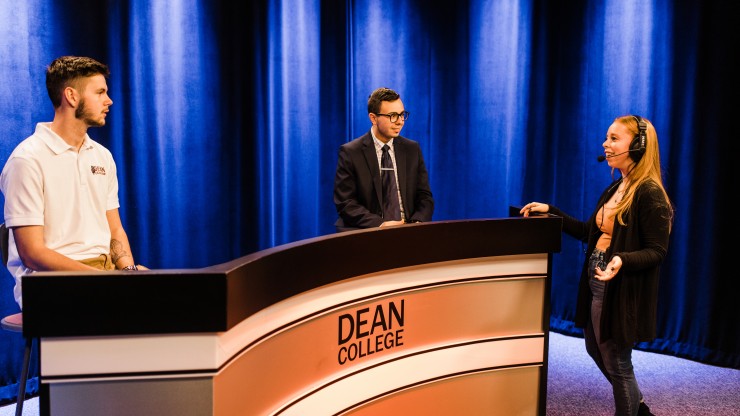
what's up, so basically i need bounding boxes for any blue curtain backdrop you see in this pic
[0,0,737,404]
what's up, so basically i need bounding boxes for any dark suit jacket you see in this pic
[333,132,434,231]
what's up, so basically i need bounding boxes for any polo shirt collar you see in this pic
[36,122,93,154]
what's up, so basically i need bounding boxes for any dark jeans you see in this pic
[585,248,642,416]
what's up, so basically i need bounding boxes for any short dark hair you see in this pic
[367,87,400,114]
[46,56,110,108]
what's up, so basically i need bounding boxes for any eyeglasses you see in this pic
[375,111,410,123]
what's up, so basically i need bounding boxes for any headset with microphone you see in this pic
[597,115,647,162]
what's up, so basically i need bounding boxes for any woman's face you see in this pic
[603,122,635,170]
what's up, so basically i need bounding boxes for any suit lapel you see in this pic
[361,134,383,206]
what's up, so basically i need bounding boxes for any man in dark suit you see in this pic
[333,87,434,232]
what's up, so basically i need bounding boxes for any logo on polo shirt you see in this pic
[90,166,106,175]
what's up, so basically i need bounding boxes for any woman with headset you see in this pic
[521,115,673,416]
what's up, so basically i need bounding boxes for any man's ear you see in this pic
[63,86,78,108]
[368,112,377,126]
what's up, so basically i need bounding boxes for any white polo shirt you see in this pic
[0,122,119,308]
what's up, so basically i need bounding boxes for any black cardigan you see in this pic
[549,179,672,347]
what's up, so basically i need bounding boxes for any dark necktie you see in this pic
[381,144,401,221]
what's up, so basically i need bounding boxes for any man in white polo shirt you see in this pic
[0,56,143,309]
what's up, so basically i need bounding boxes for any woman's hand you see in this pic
[594,255,622,281]
[520,202,550,217]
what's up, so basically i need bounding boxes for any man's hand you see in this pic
[379,220,404,228]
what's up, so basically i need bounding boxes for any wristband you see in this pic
[121,265,138,271]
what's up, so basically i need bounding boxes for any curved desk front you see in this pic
[23,217,561,415]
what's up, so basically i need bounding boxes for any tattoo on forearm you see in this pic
[110,239,132,264]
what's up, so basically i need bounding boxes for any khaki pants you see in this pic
[79,254,116,271]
